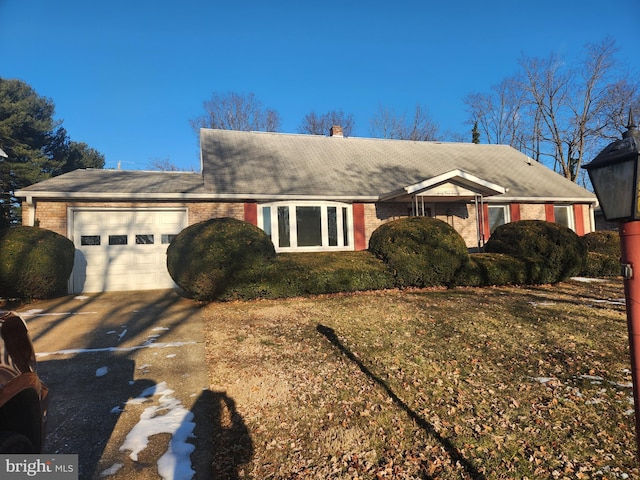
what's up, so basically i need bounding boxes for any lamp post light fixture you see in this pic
[584,109,640,459]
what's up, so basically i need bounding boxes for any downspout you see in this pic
[475,195,481,252]
[25,196,35,226]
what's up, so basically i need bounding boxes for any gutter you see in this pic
[14,191,380,203]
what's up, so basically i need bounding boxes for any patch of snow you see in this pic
[120,381,196,480]
[96,367,109,377]
[166,354,177,358]
[35,341,197,358]
[533,377,555,384]
[118,328,128,341]
[571,277,606,283]
[143,335,161,346]
[74,295,90,300]
[590,299,626,306]
[100,463,124,477]
[528,301,556,307]
[153,327,170,331]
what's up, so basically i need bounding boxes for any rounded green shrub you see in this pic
[456,253,528,286]
[484,220,587,284]
[368,217,469,287]
[580,231,621,277]
[166,217,276,301]
[0,226,75,299]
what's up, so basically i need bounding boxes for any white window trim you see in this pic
[487,204,511,234]
[554,204,576,231]
[258,201,355,252]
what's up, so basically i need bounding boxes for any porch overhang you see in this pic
[379,169,507,202]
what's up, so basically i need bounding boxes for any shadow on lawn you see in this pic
[317,324,485,480]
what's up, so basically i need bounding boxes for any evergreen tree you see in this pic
[472,121,480,144]
[0,78,105,226]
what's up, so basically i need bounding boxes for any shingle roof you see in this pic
[200,129,596,202]
[17,129,596,203]
[17,169,206,197]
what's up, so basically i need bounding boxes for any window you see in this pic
[296,206,322,246]
[135,234,154,245]
[81,235,101,246]
[161,234,177,244]
[488,205,510,234]
[554,205,575,231]
[108,235,128,245]
[260,202,353,252]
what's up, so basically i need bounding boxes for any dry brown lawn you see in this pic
[202,278,637,479]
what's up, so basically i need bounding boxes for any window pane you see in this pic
[136,234,154,245]
[342,207,349,246]
[296,206,322,246]
[277,206,290,248]
[488,206,506,233]
[328,207,338,246]
[108,235,127,245]
[161,234,177,244]
[554,206,570,227]
[81,235,100,246]
[262,206,272,238]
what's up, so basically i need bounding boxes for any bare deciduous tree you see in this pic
[464,76,525,147]
[369,104,440,141]
[190,91,281,133]
[465,37,639,183]
[298,110,355,136]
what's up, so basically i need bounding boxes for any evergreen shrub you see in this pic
[166,218,276,301]
[0,226,74,299]
[456,253,528,286]
[221,251,395,300]
[368,217,469,287]
[580,231,621,277]
[484,220,587,284]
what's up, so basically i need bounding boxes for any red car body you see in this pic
[0,310,48,453]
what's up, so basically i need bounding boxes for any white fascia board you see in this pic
[14,190,379,203]
[486,196,598,204]
[404,169,506,195]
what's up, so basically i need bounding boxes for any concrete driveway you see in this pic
[19,289,213,480]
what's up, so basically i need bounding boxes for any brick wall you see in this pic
[368,201,483,249]
[520,204,546,221]
[30,200,246,238]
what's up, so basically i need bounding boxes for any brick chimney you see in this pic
[330,125,343,137]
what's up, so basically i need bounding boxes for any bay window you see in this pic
[259,202,353,252]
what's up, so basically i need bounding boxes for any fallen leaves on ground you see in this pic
[203,278,637,479]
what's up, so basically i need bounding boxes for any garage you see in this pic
[70,208,187,293]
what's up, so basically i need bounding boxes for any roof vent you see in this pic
[330,125,343,137]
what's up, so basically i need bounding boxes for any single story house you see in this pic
[16,126,597,293]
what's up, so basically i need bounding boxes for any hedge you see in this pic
[368,217,469,287]
[0,227,74,299]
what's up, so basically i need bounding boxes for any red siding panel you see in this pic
[510,203,521,222]
[573,204,585,236]
[353,203,366,251]
[244,203,258,226]
[545,204,555,222]
[482,203,490,241]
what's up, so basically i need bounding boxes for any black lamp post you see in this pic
[584,109,640,459]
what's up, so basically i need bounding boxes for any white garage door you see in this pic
[71,208,187,293]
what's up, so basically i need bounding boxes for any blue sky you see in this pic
[1,0,639,172]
